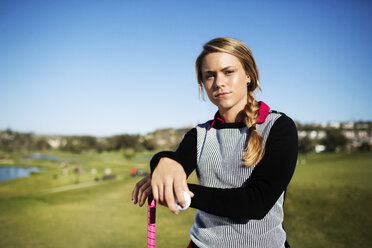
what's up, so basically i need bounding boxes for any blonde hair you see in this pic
[196,37,264,166]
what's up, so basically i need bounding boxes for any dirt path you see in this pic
[40,181,99,194]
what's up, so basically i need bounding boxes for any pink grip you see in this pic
[147,196,156,248]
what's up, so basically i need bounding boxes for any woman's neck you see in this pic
[219,109,245,123]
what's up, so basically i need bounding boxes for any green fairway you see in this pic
[284,152,372,248]
[0,151,371,247]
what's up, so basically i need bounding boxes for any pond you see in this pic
[0,166,44,181]
[27,153,59,160]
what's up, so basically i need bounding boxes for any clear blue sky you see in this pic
[1,0,371,136]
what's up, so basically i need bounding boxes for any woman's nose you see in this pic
[214,74,226,89]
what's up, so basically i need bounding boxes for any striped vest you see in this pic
[190,111,286,248]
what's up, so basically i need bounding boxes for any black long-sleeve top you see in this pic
[150,113,298,220]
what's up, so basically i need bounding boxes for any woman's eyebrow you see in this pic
[202,70,214,74]
[221,66,237,71]
[203,66,236,73]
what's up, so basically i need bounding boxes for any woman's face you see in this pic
[201,52,250,116]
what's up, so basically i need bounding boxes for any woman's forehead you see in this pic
[201,52,241,70]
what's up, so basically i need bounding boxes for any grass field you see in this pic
[0,151,371,247]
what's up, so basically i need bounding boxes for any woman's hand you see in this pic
[131,174,152,207]
[151,157,194,215]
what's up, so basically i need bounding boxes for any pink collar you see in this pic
[257,101,270,124]
[209,101,270,130]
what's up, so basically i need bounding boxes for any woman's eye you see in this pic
[225,70,234,74]
[205,74,214,79]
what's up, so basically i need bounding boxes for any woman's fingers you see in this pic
[138,179,152,206]
[151,178,166,206]
[152,181,159,202]
[153,182,169,207]
[165,178,178,214]
[173,169,195,209]
[132,175,151,206]
[173,173,187,208]
[132,178,144,204]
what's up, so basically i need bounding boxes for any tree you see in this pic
[321,129,348,152]
[123,148,136,160]
[142,138,157,151]
[35,137,51,150]
[357,142,371,152]
[105,134,143,152]
[0,130,35,152]
[298,136,314,153]
[78,136,97,150]
[60,137,82,153]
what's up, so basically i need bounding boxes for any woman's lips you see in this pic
[216,92,230,98]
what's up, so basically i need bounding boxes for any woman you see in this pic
[132,37,298,248]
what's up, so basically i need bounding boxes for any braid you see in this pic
[194,37,265,166]
[242,90,264,167]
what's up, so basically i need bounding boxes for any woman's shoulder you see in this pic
[261,110,298,137]
[266,110,296,126]
[195,120,214,129]
[257,110,296,134]
[257,110,294,125]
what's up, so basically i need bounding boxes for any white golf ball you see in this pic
[176,191,191,210]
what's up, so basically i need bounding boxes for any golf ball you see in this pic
[176,191,191,210]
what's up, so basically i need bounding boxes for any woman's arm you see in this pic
[150,128,197,177]
[150,128,197,214]
[189,114,298,219]
[132,129,197,210]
